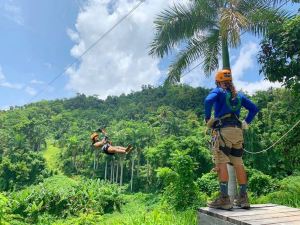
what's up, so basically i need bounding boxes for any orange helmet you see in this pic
[215,69,232,82]
[90,132,99,141]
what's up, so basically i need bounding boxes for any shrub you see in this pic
[0,151,49,191]
[196,172,219,196]
[9,175,124,223]
[161,151,207,210]
[0,193,12,225]
[264,176,300,208]
[247,168,279,196]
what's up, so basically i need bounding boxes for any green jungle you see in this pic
[1,0,300,224]
[0,85,299,225]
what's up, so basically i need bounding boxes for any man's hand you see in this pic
[101,128,108,135]
[206,118,215,128]
[242,120,249,130]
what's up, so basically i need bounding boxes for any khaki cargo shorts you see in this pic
[212,127,244,166]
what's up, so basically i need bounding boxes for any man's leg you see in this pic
[231,156,250,209]
[107,145,132,154]
[208,138,233,210]
[107,146,126,154]
[217,163,229,196]
[234,164,250,208]
[208,162,232,210]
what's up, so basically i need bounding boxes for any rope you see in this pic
[244,118,300,154]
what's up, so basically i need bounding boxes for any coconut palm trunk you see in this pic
[222,38,237,199]
[116,159,119,183]
[120,158,124,186]
[222,38,230,70]
[104,160,108,181]
[130,157,135,192]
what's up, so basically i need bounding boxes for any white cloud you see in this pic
[66,0,187,99]
[231,42,282,94]
[0,0,24,25]
[66,0,280,98]
[30,79,45,85]
[182,41,282,94]
[0,105,10,111]
[0,65,23,89]
[235,79,282,95]
[25,86,37,96]
[231,42,259,80]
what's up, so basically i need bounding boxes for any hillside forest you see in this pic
[0,84,299,225]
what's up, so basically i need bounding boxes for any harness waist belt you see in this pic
[213,113,242,129]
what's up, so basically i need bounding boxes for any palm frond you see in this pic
[202,29,221,76]
[246,7,290,36]
[149,1,217,58]
[166,29,220,84]
[220,8,249,47]
[270,0,300,5]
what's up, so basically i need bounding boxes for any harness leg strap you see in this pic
[219,145,232,156]
[230,148,243,157]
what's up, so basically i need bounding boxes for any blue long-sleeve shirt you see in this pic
[204,87,259,124]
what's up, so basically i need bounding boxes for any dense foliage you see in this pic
[259,15,300,92]
[0,84,299,223]
[9,175,124,224]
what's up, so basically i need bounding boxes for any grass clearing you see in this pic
[43,141,62,174]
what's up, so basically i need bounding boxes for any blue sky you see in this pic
[0,0,298,109]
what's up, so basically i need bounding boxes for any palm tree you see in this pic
[149,0,296,83]
[149,0,299,200]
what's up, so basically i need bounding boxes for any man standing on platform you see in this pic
[204,69,259,210]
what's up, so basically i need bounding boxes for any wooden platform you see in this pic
[198,204,300,225]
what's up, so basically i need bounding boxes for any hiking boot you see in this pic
[207,193,232,210]
[235,193,250,209]
[125,145,133,154]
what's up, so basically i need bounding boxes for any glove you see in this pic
[242,120,249,130]
[206,118,215,128]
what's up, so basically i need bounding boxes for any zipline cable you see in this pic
[244,118,300,154]
[28,0,145,103]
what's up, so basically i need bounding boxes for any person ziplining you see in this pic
[90,127,133,155]
[204,69,259,210]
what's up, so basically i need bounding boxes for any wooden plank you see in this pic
[275,222,300,225]
[231,210,300,222]
[200,206,297,220]
[198,204,300,225]
[248,215,300,225]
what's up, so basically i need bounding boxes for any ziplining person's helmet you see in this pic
[90,132,99,142]
[215,69,232,82]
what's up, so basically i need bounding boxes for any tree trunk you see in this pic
[110,159,113,182]
[112,158,115,183]
[227,164,237,202]
[120,158,124,186]
[146,158,150,192]
[104,160,108,181]
[93,150,96,170]
[222,37,230,70]
[222,36,237,199]
[116,159,119,183]
[130,157,135,192]
[96,150,99,170]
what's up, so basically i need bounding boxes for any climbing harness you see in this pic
[209,113,244,157]
[212,113,242,129]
